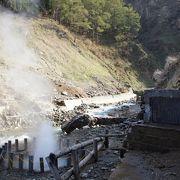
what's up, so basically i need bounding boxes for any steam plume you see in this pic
[0,4,58,169]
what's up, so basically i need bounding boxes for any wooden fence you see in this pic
[0,131,124,177]
[0,138,45,173]
[46,130,124,180]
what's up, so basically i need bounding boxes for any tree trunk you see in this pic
[62,114,127,134]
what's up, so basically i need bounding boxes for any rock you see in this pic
[81,173,89,178]
[113,151,119,155]
[121,105,130,111]
[83,125,90,129]
[111,168,116,172]
[61,91,68,96]
[101,167,108,170]
[165,172,177,177]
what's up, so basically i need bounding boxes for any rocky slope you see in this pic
[29,18,149,92]
[0,15,147,95]
[153,55,180,89]
[125,0,180,63]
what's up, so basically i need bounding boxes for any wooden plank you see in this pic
[29,155,34,172]
[97,134,125,138]
[93,139,98,162]
[24,138,28,151]
[8,141,11,153]
[8,153,13,169]
[15,139,19,152]
[4,143,8,153]
[40,157,45,173]
[104,130,109,148]
[56,137,103,158]
[19,154,24,170]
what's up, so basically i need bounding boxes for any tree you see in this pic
[1,0,141,46]
[51,0,90,32]
[105,0,140,44]
[83,0,111,41]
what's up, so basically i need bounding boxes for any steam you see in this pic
[0,6,57,168]
[34,121,57,171]
[0,8,55,126]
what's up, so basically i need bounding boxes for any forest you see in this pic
[0,0,141,45]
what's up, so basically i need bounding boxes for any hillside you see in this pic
[0,0,158,99]
[3,16,149,94]
[0,9,151,130]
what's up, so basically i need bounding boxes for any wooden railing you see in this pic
[46,131,124,180]
[0,138,46,173]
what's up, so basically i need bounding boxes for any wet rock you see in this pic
[101,167,108,170]
[111,168,116,172]
[81,173,89,178]
[61,91,68,96]
[113,151,119,155]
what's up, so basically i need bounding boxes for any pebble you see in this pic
[61,91,68,96]
[81,173,89,178]
[111,168,116,172]
[101,167,108,170]
[113,151,119,155]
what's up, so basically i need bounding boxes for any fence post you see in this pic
[8,141,11,153]
[0,149,6,168]
[66,139,70,148]
[19,154,24,170]
[40,157,45,173]
[24,138,28,151]
[93,139,98,162]
[105,130,109,148]
[8,153,13,169]
[29,155,34,173]
[49,153,58,168]
[72,149,80,180]
[4,143,8,153]
[66,139,71,167]
[15,139,19,152]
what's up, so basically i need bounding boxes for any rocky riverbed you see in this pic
[0,102,141,180]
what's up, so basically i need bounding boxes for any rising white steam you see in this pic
[0,9,55,127]
[34,121,58,171]
[0,6,57,166]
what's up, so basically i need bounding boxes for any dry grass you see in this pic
[1,16,147,91]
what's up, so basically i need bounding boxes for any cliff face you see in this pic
[125,0,180,63]
[153,55,180,89]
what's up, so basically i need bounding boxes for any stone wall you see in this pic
[127,124,180,152]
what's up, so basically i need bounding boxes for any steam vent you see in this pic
[128,90,180,152]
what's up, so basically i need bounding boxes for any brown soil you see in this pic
[55,82,88,98]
